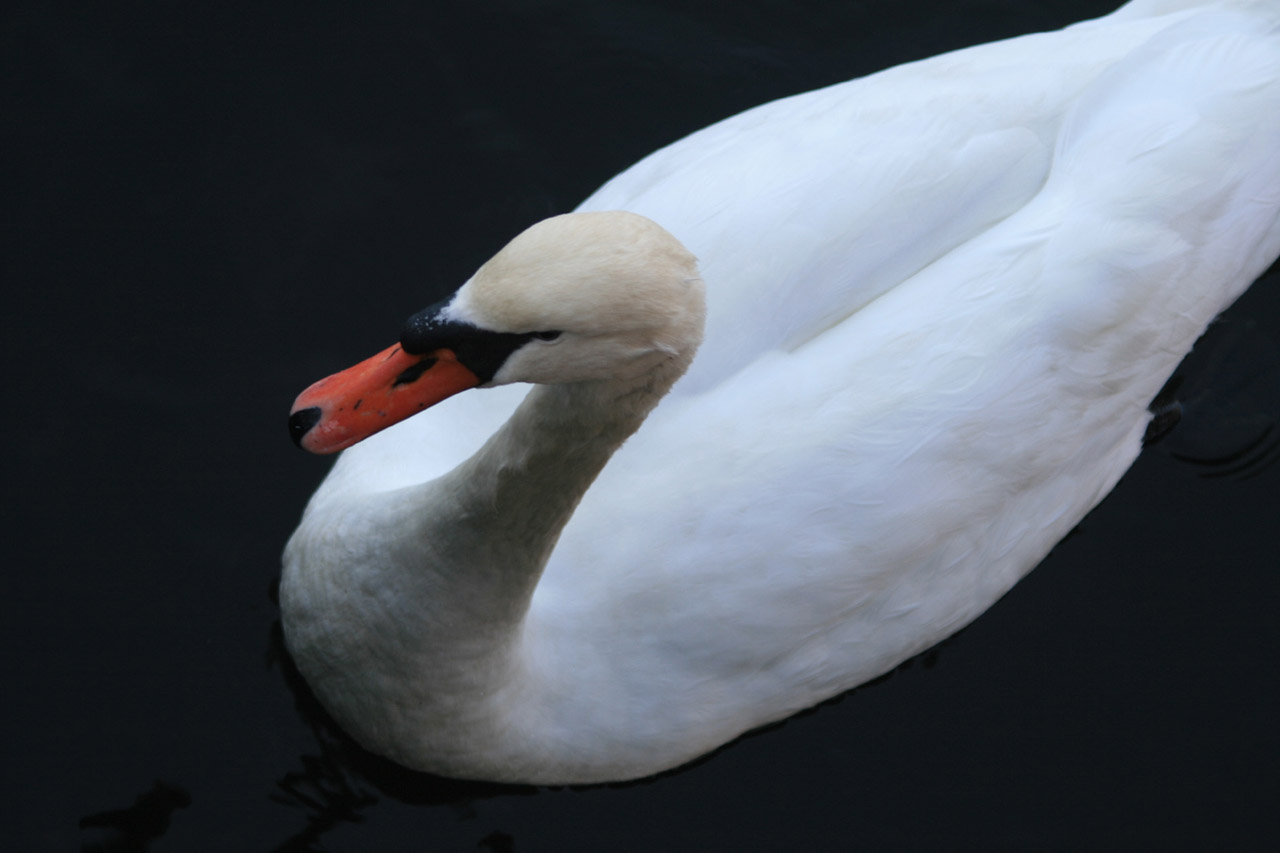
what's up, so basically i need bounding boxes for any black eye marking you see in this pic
[401,298,563,382]
[393,357,438,386]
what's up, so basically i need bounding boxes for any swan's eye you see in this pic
[532,331,562,342]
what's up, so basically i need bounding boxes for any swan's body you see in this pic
[283,0,1280,784]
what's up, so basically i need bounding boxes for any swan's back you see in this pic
[583,0,1280,392]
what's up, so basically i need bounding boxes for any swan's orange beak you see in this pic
[288,343,480,454]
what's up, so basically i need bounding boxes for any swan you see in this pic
[282,0,1280,784]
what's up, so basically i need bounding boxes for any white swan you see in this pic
[282,0,1280,784]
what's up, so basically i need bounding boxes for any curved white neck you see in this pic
[282,353,691,776]
[411,372,674,633]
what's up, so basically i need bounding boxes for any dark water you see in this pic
[9,0,1279,849]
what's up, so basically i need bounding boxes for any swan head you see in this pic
[289,211,703,454]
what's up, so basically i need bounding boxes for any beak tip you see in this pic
[288,406,323,450]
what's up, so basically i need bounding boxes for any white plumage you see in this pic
[282,0,1280,784]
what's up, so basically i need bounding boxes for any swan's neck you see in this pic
[428,371,673,624]
[285,353,690,771]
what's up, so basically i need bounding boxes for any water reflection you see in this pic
[478,830,517,852]
[1149,290,1280,479]
[79,781,191,853]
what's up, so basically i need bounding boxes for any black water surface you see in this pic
[7,1,1278,850]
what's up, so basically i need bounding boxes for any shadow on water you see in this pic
[1146,261,1280,479]
[79,781,191,853]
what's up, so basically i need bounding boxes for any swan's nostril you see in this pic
[288,407,323,448]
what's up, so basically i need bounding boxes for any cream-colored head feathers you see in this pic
[446,211,705,385]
